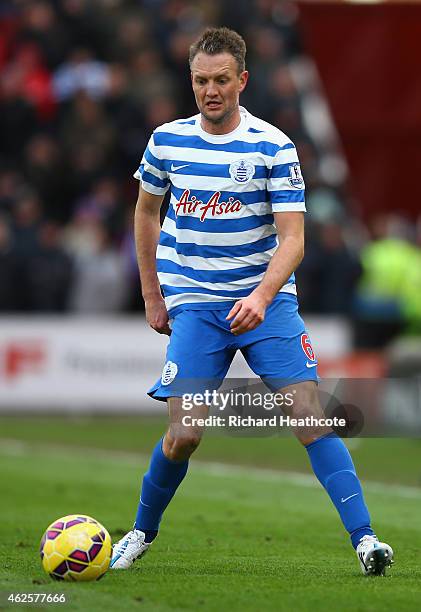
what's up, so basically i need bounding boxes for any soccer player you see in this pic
[111,27,393,575]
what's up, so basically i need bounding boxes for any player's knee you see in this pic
[177,431,202,453]
[289,401,331,445]
[288,384,321,420]
[291,403,318,421]
[164,429,202,461]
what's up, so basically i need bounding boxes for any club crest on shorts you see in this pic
[288,163,304,189]
[161,361,178,386]
[229,159,255,184]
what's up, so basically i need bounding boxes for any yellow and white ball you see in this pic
[40,514,111,581]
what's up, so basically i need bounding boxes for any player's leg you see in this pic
[111,398,208,569]
[239,296,393,574]
[133,396,208,541]
[111,309,235,570]
[279,380,393,575]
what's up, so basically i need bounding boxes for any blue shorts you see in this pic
[148,294,318,401]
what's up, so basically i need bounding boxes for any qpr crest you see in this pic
[229,159,255,184]
[288,163,304,189]
[161,361,178,386]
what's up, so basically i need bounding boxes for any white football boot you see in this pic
[356,535,394,576]
[110,529,151,569]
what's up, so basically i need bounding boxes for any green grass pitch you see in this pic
[0,416,420,611]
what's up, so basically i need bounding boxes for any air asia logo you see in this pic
[301,333,315,362]
[229,159,255,184]
[0,341,46,380]
[175,190,242,222]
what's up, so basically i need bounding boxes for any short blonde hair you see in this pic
[189,27,246,75]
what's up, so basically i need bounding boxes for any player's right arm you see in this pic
[134,185,171,335]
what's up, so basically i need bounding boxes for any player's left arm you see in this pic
[227,212,304,335]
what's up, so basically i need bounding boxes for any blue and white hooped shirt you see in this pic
[135,106,306,318]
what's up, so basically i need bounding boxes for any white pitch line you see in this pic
[1,437,421,500]
[196,460,421,500]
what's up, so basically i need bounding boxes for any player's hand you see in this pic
[226,293,269,335]
[145,297,171,335]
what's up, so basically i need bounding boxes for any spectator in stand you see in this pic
[354,214,420,346]
[12,192,43,260]
[61,91,116,164]
[104,62,148,173]
[356,215,414,320]
[60,91,117,199]
[68,220,129,313]
[0,216,21,311]
[127,49,178,110]
[248,0,303,57]
[0,52,38,162]
[18,0,70,69]
[0,42,56,121]
[62,208,100,258]
[52,47,110,101]
[296,219,361,316]
[317,221,362,314]
[23,133,71,222]
[72,177,125,235]
[0,170,24,216]
[244,25,287,117]
[112,12,150,63]
[24,221,74,312]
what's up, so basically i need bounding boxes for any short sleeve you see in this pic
[134,133,170,195]
[267,144,306,212]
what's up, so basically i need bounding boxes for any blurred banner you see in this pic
[0,317,350,412]
[0,317,167,412]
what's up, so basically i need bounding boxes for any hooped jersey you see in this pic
[135,106,306,317]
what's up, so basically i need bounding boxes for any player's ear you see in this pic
[238,70,249,92]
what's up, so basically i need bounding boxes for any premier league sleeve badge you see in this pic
[288,163,304,188]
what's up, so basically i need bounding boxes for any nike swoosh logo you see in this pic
[171,163,189,172]
[139,498,152,508]
[306,362,318,368]
[341,493,359,503]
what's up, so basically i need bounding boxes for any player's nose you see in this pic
[205,81,219,98]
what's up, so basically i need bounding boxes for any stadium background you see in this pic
[0,1,420,610]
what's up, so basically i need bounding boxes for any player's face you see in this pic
[191,52,248,132]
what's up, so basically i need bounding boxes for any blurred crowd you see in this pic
[0,0,420,340]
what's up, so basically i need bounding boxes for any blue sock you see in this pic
[135,438,188,541]
[305,433,375,548]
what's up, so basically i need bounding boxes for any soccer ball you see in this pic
[40,514,112,581]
